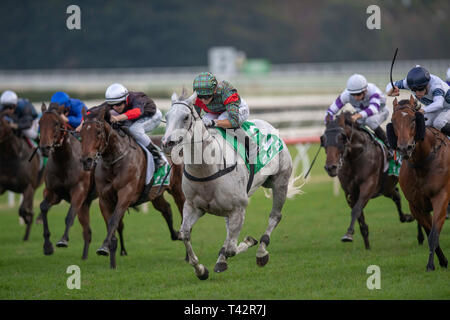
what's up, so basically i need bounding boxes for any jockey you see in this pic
[0,90,39,140]
[104,83,164,169]
[50,91,88,130]
[446,67,450,86]
[386,65,450,137]
[192,72,249,129]
[325,74,391,147]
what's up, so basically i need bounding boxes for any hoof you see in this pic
[426,265,435,272]
[439,260,448,268]
[341,234,353,242]
[197,266,209,280]
[96,247,110,256]
[120,250,128,256]
[256,254,269,267]
[214,262,228,273]
[400,214,415,223]
[44,244,54,255]
[56,239,68,248]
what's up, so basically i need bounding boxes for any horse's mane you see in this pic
[47,102,62,113]
[85,102,111,123]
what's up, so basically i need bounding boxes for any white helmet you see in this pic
[105,83,129,105]
[1,90,18,106]
[346,74,368,94]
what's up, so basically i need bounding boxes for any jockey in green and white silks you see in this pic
[386,65,450,137]
[192,72,249,129]
[326,74,390,147]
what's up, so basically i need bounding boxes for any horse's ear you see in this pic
[58,105,66,115]
[82,106,87,118]
[181,86,188,98]
[409,95,415,107]
[386,123,397,149]
[41,102,47,113]
[171,92,178,104]
[325,114,333,124]
[103,105,111,123]
[414,112,426,141]
[187,91,197,106]
[393,97,398,109]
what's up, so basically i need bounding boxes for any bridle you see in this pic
[82,118,113,164]
[41,110,74,149]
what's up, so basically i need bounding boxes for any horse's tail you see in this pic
[263,172,305,199]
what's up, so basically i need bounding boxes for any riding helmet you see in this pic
[346,74,367,94]
[51,92,70,107]
[406,66,430,91]
[0,90,18,106]
[105,83,129,105]
[193,72,218,96]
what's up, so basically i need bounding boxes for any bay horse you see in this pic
[80,103,185,269]
[161,90,302,280]
[322,112,416,249]
[0,111,44,240]
[387,95,449,271]
[38,102,97,259]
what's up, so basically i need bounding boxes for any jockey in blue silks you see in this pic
[50,92,88,130]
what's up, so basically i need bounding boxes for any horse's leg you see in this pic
[97,197,114,256]
[151,194,180,241]
[428,194,448,270]
[98,193,133,269]
[20,185,35,241]
[342,180,375,244]
[256,176,289,267]
[39,189,59,255]
[215,209,258,273]
[55,206,75,248]
[409,204,433,270]
[390,187,414,223]
[180,201,208,280]
[117,218,127,256]
[357,212,370,250]
[76,202,92,260]
[417,222,425,245]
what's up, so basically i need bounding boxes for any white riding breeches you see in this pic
[357,107,390,130]
[424,108,450,130]
[128,109,162,146]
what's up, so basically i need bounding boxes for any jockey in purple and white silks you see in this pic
[386,65,450,137]
[326,74,390,147]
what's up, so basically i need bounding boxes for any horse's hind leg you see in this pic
[20,185,35,241]
[417,222,424,245]
[390,187,414,223]
[215,210,258,273]
[117,218,127,256]
[256,178,288,267]
[358,212,370,250]
[77,202,92,260]
[56,206,75,248]
[152,194,180,241]
[180,202,208,280]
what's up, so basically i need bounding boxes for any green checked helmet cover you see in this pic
[193,72,218,95]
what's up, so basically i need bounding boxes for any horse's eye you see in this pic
[184,115,189,122]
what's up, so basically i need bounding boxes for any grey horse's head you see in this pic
[161,89,198,155]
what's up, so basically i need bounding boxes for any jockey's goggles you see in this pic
[197,94,213,100]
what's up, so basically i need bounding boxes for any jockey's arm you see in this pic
[111,113,129,123]
[214,119,234,128]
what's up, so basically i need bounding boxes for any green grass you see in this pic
[0,146,448,300]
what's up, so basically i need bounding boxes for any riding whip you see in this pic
[303,144,321,179]
[390,48,398,91]
[28,147,38,162]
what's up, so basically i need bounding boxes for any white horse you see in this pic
[161,90,302,280]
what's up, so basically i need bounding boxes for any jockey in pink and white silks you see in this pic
[326,74,390,147]
[386,65,450,137]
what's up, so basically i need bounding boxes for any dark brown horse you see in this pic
[0,111,45,240]
[80,104,185,268]
[387,96,449,271]
[322,112,416,249]
[38,102,97,259]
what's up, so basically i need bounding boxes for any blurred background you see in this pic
[0,0,449,138]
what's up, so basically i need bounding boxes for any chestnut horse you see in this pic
[80,104,185,269]
[0,111,44,240]
[387,96,449,271]
[322,112,416,249]
[38,102,98,259]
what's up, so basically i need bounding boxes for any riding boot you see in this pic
[375,126,393,158]
[440,123,450,137]
[146,141,164,170]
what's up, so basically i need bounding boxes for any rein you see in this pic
[83,118,118,166]
[170,101,239,183]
